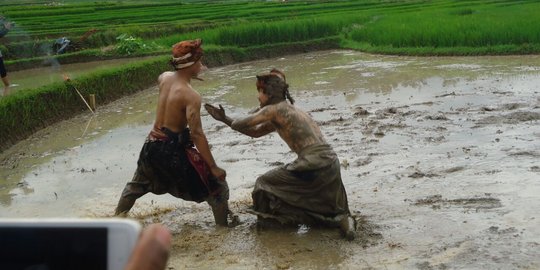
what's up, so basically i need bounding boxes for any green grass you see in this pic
[155,15,365,48]
[347,1,540,48]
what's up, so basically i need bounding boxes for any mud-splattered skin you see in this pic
[229,100,326,154]
[205,69,326,154]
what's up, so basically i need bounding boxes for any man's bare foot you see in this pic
[339,215,357,241]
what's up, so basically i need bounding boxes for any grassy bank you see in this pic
[4,49,171,72]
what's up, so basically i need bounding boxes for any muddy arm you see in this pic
[188,99,218,169]
[230,108,275,138]
[205,103,275,138]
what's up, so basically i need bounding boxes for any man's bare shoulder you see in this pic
[158,71,175,83]
[273,101,298,113]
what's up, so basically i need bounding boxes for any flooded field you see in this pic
[0,50,539,269]
[6,56,154,92]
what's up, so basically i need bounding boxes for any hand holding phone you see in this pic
[0,218,142,270]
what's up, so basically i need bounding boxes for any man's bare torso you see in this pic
[152,71,199,135]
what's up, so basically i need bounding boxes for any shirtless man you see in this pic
[115,39,234,226]
[205,69,356,239]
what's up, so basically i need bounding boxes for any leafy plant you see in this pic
[115,34,158,55]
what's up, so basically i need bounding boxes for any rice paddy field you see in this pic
[2,0,540,60]
[1,1,540,268]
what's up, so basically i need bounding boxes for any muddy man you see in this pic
[114,39,237,226]
[205,69,356,239]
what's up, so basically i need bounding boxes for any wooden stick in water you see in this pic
[63,74,95,114]
[73,85,95,114]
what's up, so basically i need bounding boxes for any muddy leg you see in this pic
[339,215,357,241]
[114,180,149,216]
[115,195,137,216]
[207,196,241,227]
[207,198,229,227]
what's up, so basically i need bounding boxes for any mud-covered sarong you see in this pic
[251,143,350,226]
[115,128,228,215]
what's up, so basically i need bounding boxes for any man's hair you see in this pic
[256,69,295,104]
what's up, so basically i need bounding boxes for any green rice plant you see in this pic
[3,0,386,42]
[3,7,96,18]
[156,14,362,48]
[212,19,340,47]
[348,1,540,48]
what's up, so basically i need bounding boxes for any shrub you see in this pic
[115,34,159,55]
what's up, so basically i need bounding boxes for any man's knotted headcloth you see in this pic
[256,69,295,105]
[170,38,203,70]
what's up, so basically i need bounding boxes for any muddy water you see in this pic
[6,56,154,92]
[1,50,539,269]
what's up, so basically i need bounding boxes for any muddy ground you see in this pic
[0,50,539,269]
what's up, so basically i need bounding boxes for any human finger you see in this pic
[124,224,171,270]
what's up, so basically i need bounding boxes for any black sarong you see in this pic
[115,128,228,215]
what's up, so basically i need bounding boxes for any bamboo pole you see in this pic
[63,74,95,115]
[73,85,95,114]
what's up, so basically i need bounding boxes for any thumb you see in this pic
[124,224,171,270]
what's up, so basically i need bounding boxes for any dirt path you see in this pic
[1,50,539,269]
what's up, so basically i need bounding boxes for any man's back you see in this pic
[153,71,199,134]
[266,101,327,154]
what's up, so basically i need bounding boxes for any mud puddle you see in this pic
[1,50,539,269]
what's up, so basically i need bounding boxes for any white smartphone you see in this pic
[0,218,141,270]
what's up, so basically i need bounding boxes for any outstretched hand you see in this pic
[204,103,227,123]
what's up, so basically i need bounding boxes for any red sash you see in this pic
[185,147,221,196]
